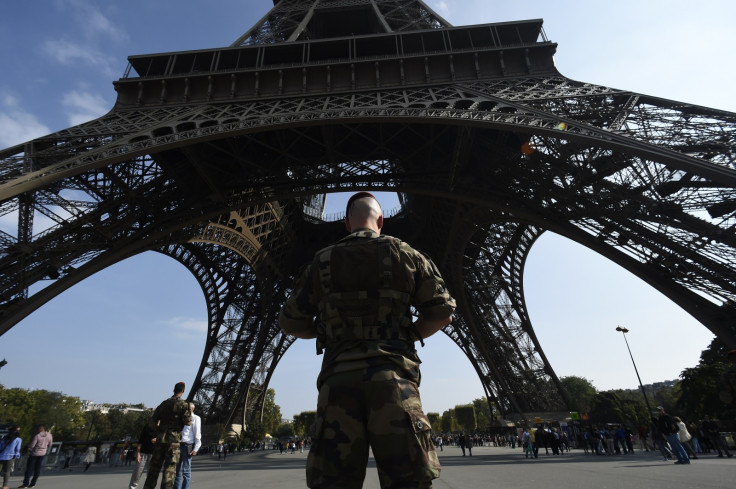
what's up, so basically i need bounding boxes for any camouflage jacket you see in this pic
[279,228,456,387]
[152,395,192,444]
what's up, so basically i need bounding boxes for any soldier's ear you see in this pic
[377,215,383,230]
[345,217,352,232]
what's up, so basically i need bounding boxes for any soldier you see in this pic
[143,382,192,489]
[279,192,456,489]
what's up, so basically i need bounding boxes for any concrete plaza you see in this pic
[6,444,734,489]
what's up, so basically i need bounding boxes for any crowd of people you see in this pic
[1,408,734,489]
[0,425,55,489]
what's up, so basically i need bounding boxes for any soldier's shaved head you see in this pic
[345,192,383,233]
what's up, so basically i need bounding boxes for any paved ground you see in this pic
[6,445,734,489]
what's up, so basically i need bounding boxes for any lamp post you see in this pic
[615,326,654,414]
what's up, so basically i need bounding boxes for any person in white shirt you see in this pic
[173,402,202,489]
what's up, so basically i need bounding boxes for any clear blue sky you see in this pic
[1,1,733,419]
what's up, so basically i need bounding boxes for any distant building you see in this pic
[81,400,150,414]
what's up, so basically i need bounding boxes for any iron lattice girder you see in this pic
[0,89,735,335]
[1,90,734,331]
[162,240,293,423]
[2,80,735,202]
[428,200,568,416]
[232,0,452,46]
[122,18,550,108]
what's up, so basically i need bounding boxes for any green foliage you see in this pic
[471,398,491,431]
[214,422,227,443]
[651,386,680,415]
[245,417,267,443]
[85,410,110,441]
[560,376,597,413]
[698,337,731,366]
[0,384,295,445]
[676,337,734,422]
[427,412,441,432]
[83,408,151,442]
[261,388,282,436]
[677,364,723,419]
[590,391,626,424]
[0,387,38,442]
[440,409,455,432]
[454,404,476,432]
[0,387,87,443]
[293,411,317,438]
[275,422,294,438]
[244,388,283,442]
[589,389,653,429]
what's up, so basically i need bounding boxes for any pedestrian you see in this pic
[0,424,22,489]
[128,420,158,489]
[19,426,53,488]
[521,428,534,459]
[673,417,698,460]
[142,382,193,489]
[174,402,202,489]
[657,406,690,464]
[465,433,473,456]
[701,415,732,458]
[279,191,456,489]
[82,445,96,472]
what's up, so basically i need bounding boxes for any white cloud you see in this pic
[61,0,129,43]
[61,90,111,126]
[43,39,97,65]
[0,99,50,149]
[42,39,117,77]
[84,7,129,43]
[433,1,450,17]
[164,317,208,340]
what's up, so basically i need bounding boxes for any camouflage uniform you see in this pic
[143,396,192,489]
[280,228,456,489]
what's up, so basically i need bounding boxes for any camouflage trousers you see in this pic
[142,442,180,489]
[307,369,440,489]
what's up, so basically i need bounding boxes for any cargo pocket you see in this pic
[407,409,441,481]
[306,413,325,488]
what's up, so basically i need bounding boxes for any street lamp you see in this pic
[615,326,654,414]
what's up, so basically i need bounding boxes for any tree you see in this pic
[261,389,282,436]
[214,422,227,443]
[590,391,626,424]
[677,337,733,422]
[104,408,150,441]
[440,409,455,433]
[678,364,722,419]
[275,422,294,439]
[0,387,88,443]
[293,411,316,438]
[85,409,110,441]
[454,404,476,432]
[471,398,491,431]
[0,386,37,442]
[427,412,441,432]
[560,376,597,414]
[245,417,267,444]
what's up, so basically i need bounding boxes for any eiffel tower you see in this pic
[1,0,735,429]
